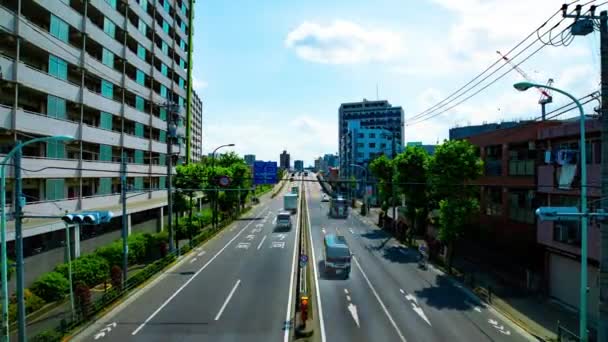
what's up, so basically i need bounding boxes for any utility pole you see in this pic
[391,131,397,234]
[120,153,128,287]
[14,146,25,342]
[166,102,180,252]
[599,9,608,342]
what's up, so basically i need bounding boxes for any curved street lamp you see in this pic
[1,135,74,341]
[514,81,589,341]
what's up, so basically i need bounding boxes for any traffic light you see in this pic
[62,211,114,225]
[535,206,580,222]
[300,296,309,323]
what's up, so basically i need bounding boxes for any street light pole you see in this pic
[0,135,73,342]
[210,144,235,229]
[514,81,589,341]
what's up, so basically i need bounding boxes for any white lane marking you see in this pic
[236,242,251,249]
[474,306,482,313]
[197,251,206,257]
[346,295,351,302]
[214,279,241,320]
[399,289,405,294]
[283,184,302,342]
[189,258,197,264]
[257,235,267,250]
[344,289,349,294]
[348,302,360,327]
[405,294,418,305]
[488,318,512,335]
[307,187,326,342]
[131,207,268,335]
[245,234,256,240]
[349,228,355,234]
[277,233,287,240]
[94,332,105,340]
[272,241,286,248]
[252,228,262,233]
[256,224,264,229]
[353,257,407,342]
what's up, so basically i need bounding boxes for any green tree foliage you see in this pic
[31,271,70,302]
[55,254,109,287]
[393,146,430,240]
[428,140,483,271]
[369,155,394,211]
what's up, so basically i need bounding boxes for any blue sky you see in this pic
[193,0,602,166]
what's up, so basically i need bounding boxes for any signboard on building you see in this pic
[253,161,278,184]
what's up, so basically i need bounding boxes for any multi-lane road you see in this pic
[305,173,535,342]
[75,173,536,342]
[75,178,302,342]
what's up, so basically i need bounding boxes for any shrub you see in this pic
[128,233,148,264]
[110,265,122,290]
[30,329,63,342]
[55,254,109,288]
[74,282,91,319]
[31,272,69,302]
[9,289,46,320]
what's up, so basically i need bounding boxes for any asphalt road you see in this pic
[305,174,537,342]
[75,179,301,342]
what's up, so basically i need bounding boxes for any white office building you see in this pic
[190,90,203,162]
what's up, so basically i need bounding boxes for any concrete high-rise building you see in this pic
[294,160,304,172]
[280,150,290,170]
[0,0,195,258]
[323,153,338,172]
[244,154,256,166]
[339,99,404,177]
[190,90,203,162]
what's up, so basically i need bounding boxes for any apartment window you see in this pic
[99,112,113,130]
[102,48,114,68]
[46,141,66,159]
[47,95,67,119]
[48,55,67,80]
[162,20,170,34]
[369,143,376,148]
[137,44,146,60]
[161,41,169,55]
[181,2,187,15]
[179,58,186,69]
[178,96,184,107]
[159,153,166,166]
[101,80,113,98]
[134,177,144,190]
[160,85,167,98]
[138,19,147,36]
[136,69,145,85]
[50,15,69,42]
[159,130,166,142]
[381,143,386,148]
[135,123,144,137]
[180,21,186,33]
[104,0,117,9]
[103,17,116,39]
[46,179,65,200]
[485,186,503,216]
[135,96,145,111]
[357,152,364,158]
[159,176,166,189]
[139,0,148,11]
[99,144,112,161]
[357,133,364,138]
[357,143,364,148]
[160,63,168,76]
[134,150,144,164]
[159,108,167,120]
[98,178,112,195]
[178,77,184,89]
[179,39,186,51]
[163,0,170,12]
[369,133,376,138]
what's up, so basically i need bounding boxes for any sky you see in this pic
[193,0,603,166]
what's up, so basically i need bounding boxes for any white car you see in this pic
[276,211,292,230]
[321,194,330,202]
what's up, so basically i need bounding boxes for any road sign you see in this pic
[300,254,308,263]
[218,176,231,187]
[253,161,278,185]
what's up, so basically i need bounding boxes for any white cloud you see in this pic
[192,75,208,92]
[285,20,406,64]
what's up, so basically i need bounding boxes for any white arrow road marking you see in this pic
[197,251,206,257]
[257,235,267,250]
[277,234,287,240]
[94,332,105,340]
[348,303,360,327]
[236,242,251,249]
[189,258,197,264]
[272,241,286,248]
[256,224,264,228]
[108,322,117,328]
[402,291,431,326]
[245,234,256,240]
[321,228,326,234]
[488,319,498,325]
[346,295,351,301]
[474,306,482,313]
[499,329,511,336]
[344,289,349,294]
[252,228,262,233]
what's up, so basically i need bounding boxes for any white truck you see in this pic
[284,193,298,213]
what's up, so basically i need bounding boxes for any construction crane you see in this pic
[497,50,554,120]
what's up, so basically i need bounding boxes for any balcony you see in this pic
[508,160,534,176]
[0,5,15,32]
[508,206,535,224]
[153,68,173,89]
[83,89,122,115]
[127,162,149,175]
[123,133,149,151]
[16,108,79,138]
[124,104,150,126]
[81,160,120,178]
[0,156,79,179]
[127,0,153,27]
[538,221,600,261]
[89,0,124,30]
[125,48,152,75]
[127,22,153,52]
[151,115,166,131]
[0,105,11,128]
[125,77,151,101]
[84,54,123,88]
[33,0,82,31]
[537,164,600,196]
[151,140,167,154]
[18,63,80,103]
[86,19,124,57]
[155,2,174,26]
[484,159,502,176]
[82,124,121,146]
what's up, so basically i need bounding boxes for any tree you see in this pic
[74,281,91,319]
[393,146,430,243]
[369,155,394,211]
[428,140,483,272]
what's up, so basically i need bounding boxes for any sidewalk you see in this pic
[355,204,580,341]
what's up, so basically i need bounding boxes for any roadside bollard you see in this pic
[300,296,309,327]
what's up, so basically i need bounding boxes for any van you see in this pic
[276,211,292,230]
[323,234,352,278]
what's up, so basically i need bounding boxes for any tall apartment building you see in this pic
[280,150,290,170]
[339,99,404,178]
[294,160,303,172]
[0,0,195,258]
[190,90,202,162]
[244,154,255,166]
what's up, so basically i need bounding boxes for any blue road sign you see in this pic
[300,254,308,263]
[253,161,278,185]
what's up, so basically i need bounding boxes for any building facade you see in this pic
[294,160,304,171]
[339,99,404,179]
[280,150,290,170]
[244,154,256,166]
[449,121,521,140]
[0,0,195,254]
[190,90,202,162]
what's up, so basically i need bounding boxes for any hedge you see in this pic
[31,271,70,302]
[54,254,109,288]
[9,289,45,321]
